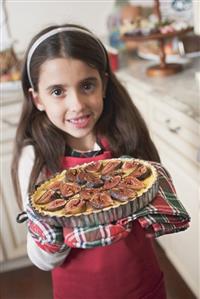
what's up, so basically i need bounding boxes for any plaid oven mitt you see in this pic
[26,204,68,253]
[124,162,190,238]
[63,218,133,249]
[24,203,132,251]
[63,162,190,248]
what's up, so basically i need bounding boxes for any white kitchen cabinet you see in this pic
[116,71,200,298]
[153,134,199,296]
[1,142,27,259]
[0,92,29,271]
[117,72,152,125]
[150,99,200,298]
[150,99,200,181]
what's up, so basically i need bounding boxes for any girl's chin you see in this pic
[65,128,93,139]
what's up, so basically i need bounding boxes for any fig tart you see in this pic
[30,158,159,227]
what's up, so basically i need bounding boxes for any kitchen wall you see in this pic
[4,0,200,54]
[5,0,115,54]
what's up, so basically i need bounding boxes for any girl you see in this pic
[12,23,167,299]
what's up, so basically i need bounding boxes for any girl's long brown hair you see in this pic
[11,24,160,209]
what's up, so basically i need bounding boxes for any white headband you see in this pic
[27,27,107,88]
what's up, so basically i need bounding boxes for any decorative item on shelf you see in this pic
[0,1,21,83]
[0,47,21,83]
[137,37,195,65]
[106,45,119,72]
[120,0,193,77]
[107,0,130,50]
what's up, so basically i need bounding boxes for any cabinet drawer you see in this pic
[151,101,200,168]
[119,79,152,125]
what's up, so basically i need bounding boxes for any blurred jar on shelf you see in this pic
[0,48,21,82]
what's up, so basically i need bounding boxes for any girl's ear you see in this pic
[29,88,44,111]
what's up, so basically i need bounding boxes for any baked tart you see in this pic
[30,158,159,227]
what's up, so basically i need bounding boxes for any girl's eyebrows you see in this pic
[80,76,98,82]
[46,84,64,91]
[46,77,98,90]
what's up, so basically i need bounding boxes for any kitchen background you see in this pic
[0,0,200,298]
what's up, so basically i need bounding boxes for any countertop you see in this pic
[116,53,200,123]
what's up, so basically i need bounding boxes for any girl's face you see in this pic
[30,58,106,150]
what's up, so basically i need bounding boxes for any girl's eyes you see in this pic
[51,88,65,97]
[49,81,96,97]
[81,81,96,94]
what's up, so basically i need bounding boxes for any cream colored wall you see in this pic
[5,0,114,54]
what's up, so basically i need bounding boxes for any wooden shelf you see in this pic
[121,27,193,42]
[121,0,193,77]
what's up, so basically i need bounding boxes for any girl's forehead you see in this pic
[38,57,101,86]
[40,57,97,74]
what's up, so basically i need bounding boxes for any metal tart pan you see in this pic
[30,159,159,227]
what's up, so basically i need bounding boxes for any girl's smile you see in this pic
[30,58,106,150]
[66,113,92,129]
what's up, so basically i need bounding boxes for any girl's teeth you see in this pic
[70,116,88,123]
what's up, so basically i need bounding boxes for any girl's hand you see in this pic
[26,204,68,253]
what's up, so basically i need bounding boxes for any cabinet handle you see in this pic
[168,127,181,134]
[165,119,181,134]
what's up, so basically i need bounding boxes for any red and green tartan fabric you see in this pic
[26,162,190,252]
[27,205,67,253]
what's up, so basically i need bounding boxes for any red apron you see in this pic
[52,151,166,299]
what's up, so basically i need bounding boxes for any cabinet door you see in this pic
[116,72,152,125]
[125,82,151,124]
[150,100,200,180]
[0,141,27,261]
[153,135,199,298]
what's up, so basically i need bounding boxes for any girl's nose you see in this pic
[66,90,85,111]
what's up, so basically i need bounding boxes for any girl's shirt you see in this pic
[18,145,71,270]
